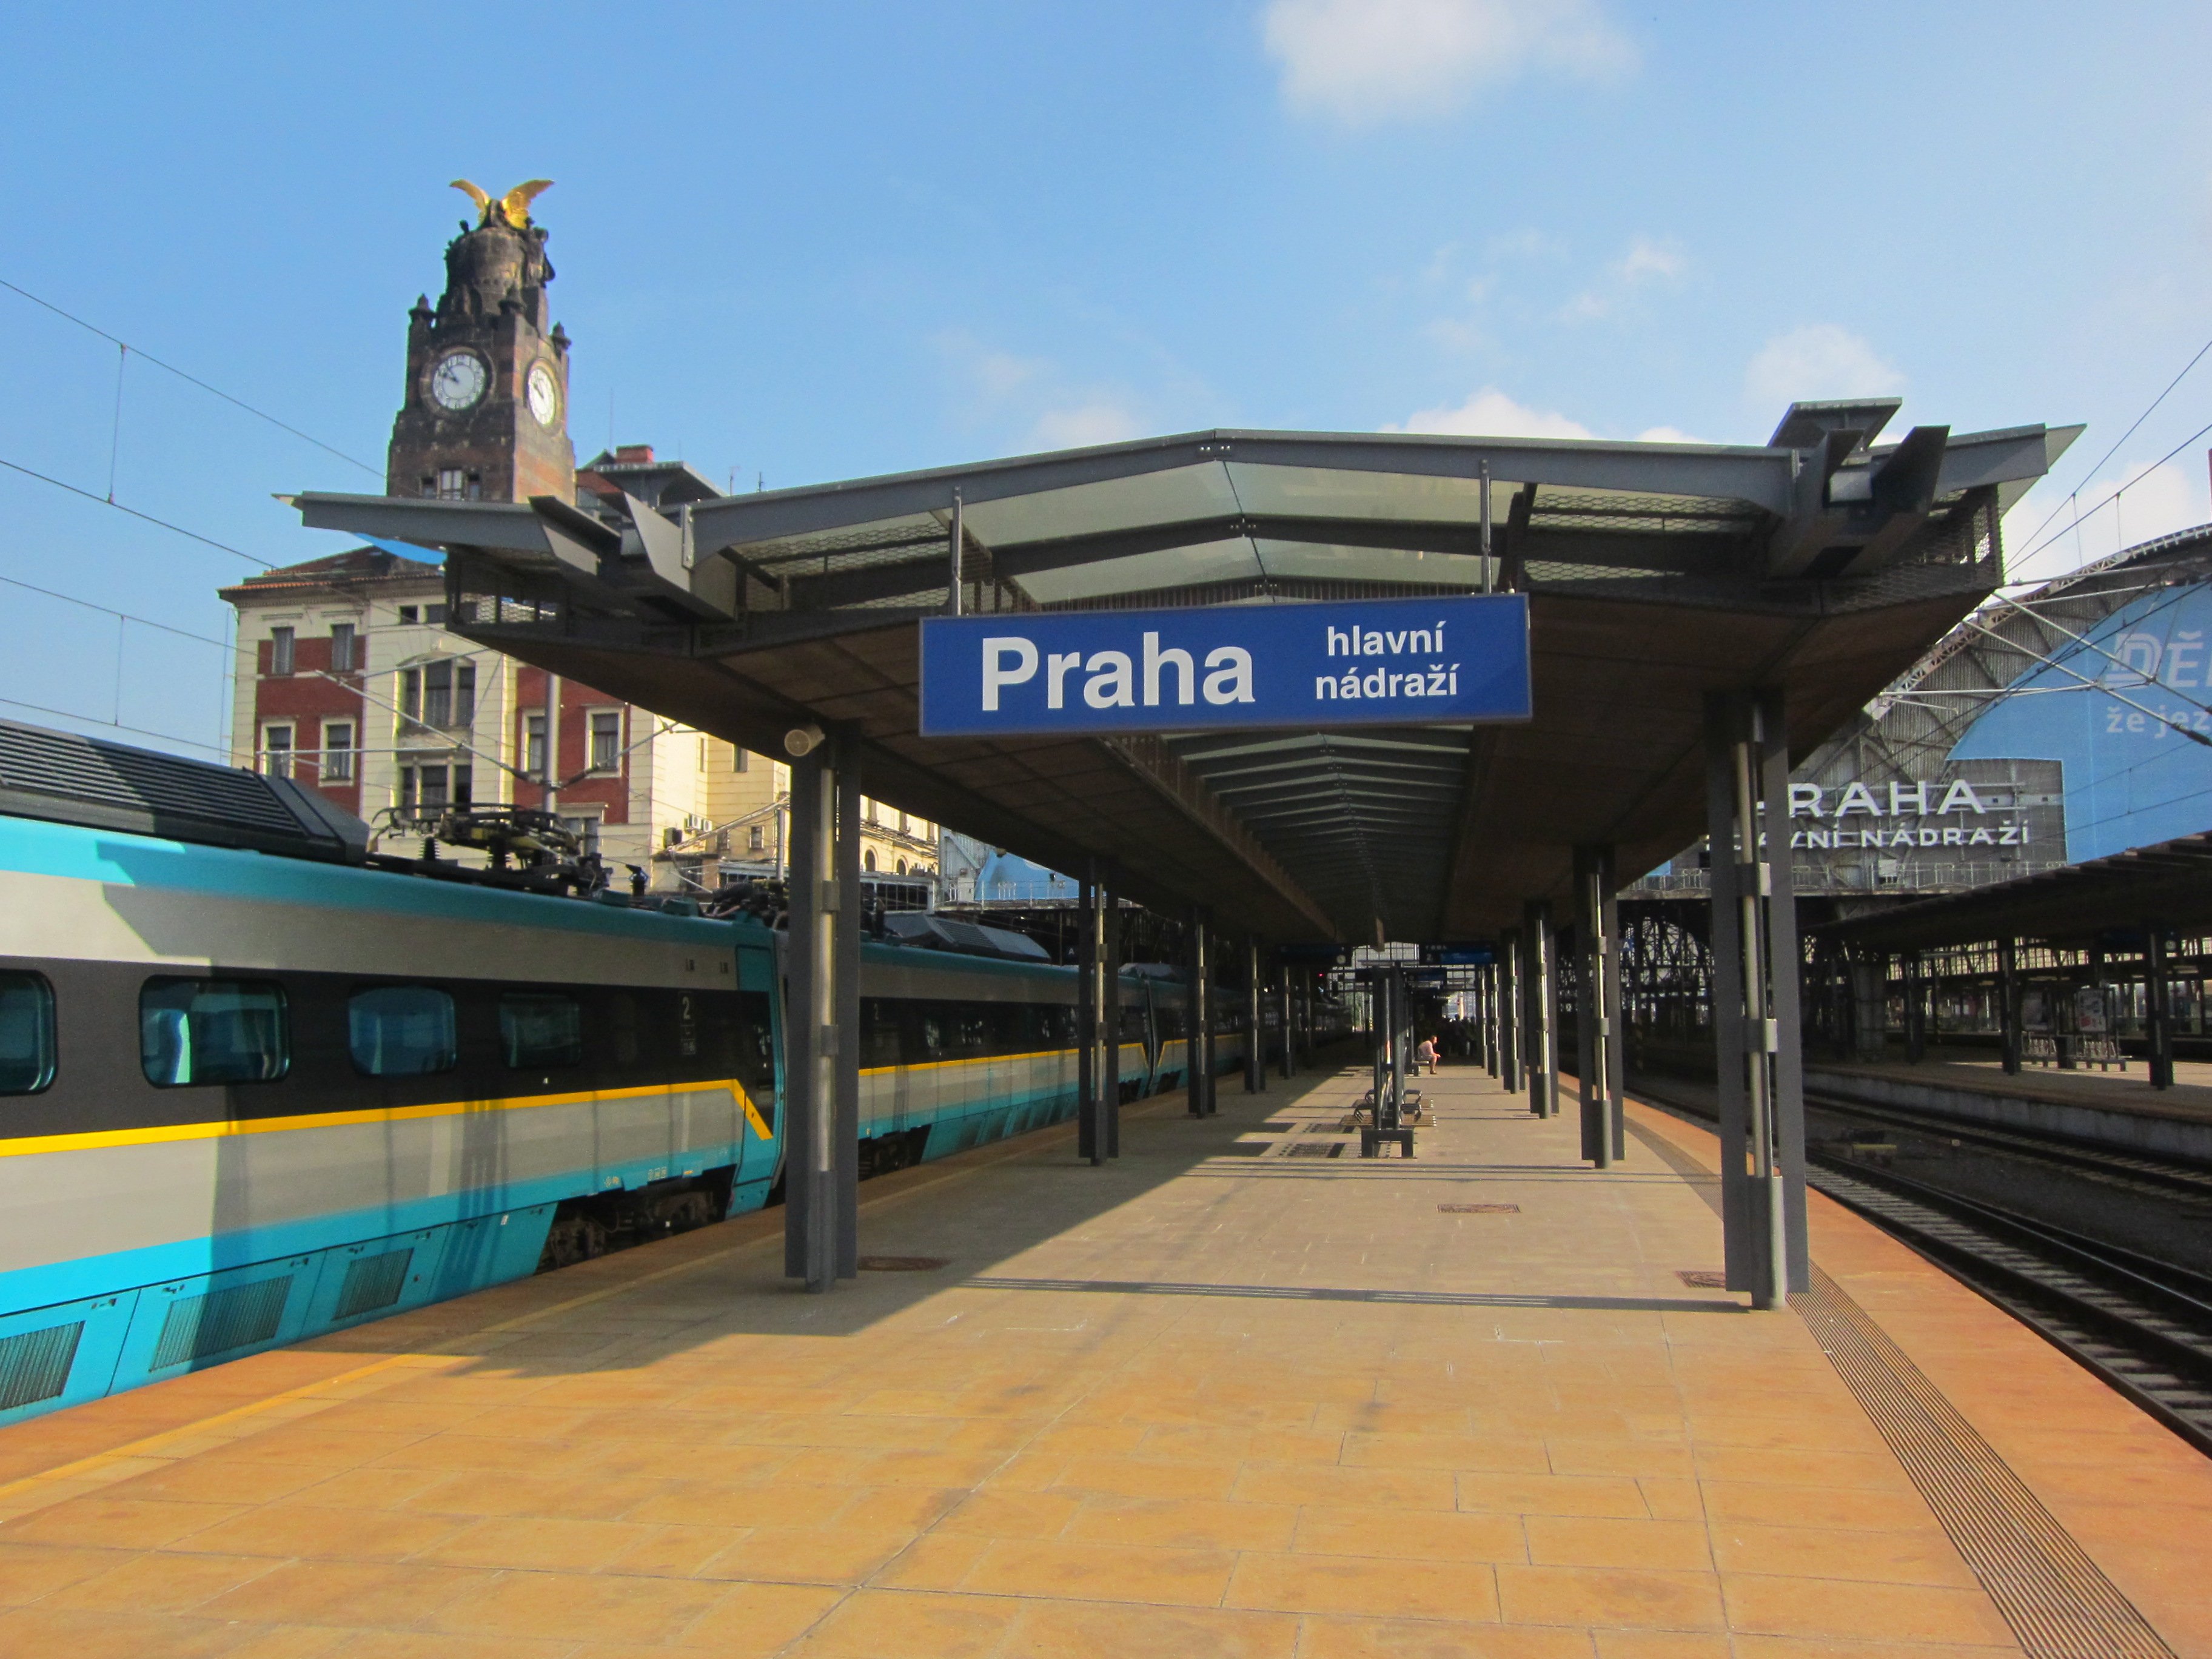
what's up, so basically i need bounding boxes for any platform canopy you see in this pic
[296,401,2075,945]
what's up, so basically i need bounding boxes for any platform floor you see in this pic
[1814,1053,2212,1125]
[0,1062,2208,1658]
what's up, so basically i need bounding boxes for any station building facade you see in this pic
[223,189,936,891]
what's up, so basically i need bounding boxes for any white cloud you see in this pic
[1388,387,1704,444]
[1557,235,1685,323]
[1264,0,1635,124]
[1030,401,1145,450]
[1743,324,1903,412]
[1389,387,1594,440]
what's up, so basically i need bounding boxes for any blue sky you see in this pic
[4,1,2210,760]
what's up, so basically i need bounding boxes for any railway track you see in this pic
[1631,1079,2212,1456]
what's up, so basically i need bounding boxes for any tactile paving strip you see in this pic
[1799,1264,2175,1659]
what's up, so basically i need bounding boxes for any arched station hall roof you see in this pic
[295,399,2076,946]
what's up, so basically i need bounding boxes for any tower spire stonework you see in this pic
[384,179,575,504]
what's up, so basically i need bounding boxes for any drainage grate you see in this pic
[335,1248,414,1319]
[1800,1265,2174,1659]
[1287,1142,1343,1159]
[150,1275,293,1370]
[1439,1202,1518,1213]
[1677,1270,1729,1289]
[858,1256,948,1272]
[0,1321,82,1412]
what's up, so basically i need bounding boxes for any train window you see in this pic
[859,999,902,1068]
[991,1005,1033,1053]
[0,972,56,1095]
[140,979,288,1087]
[609,993,640,1065]
[347,986,457,1077]
[501,993,583,1069]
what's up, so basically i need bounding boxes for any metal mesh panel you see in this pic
[335,1249,414,1320]
[0,1321,82,1412]
[150,1276,293,1371]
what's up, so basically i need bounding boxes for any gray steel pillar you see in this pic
[1998,936,2022,1076]
[1103,882,1122,1155]
[2148,927,2175,1090]
[1498,927,1522,1093]
[1187,911,1214,1116]
[1704,689,1808,1309]
[1245,939,1265,1093]
[783,730,859,1292]
[1904,952,1926,1063]
[1849,950,1886,1062]
[1279,974,1294,1079]
[1523,902,1558,1118]
[1079,869,1102,1163]
[1573,845,1625,1167]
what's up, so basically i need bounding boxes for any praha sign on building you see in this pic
[919,594,1532,736]
[1786,780,2033,850]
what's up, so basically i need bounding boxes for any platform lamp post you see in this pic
[782,722,860,1293]
[1078,863,1102,1164]
[1704,689,1808,1310]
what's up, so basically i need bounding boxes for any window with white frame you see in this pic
[329,623,355,674]
[261,724,293,776]
[523,712,547,779]
[400,659,475,731]
[321,722,355,782]
[732,746,748,773]
[269,626,295,677]
[748,824,764,851]
[589,709,622,773]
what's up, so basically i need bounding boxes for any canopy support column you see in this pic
[783,731,859,1293]
[2148,927,2175,1090]
[1187,912,1214,1117]
[1574,846,1626,1167]
[1704,689,1808,1309]
[1279,972,1294,1079]
[1498,927,1522,1093]
[1523,903,1558,1118]
[1079,866,1102,1164]
[1999,936,2022,1076]
[1245,939,1265,1093]
[1103,880,1122,1155]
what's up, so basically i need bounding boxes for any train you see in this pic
[0,719,1344,1426]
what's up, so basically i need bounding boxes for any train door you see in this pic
[739,935,785,1201]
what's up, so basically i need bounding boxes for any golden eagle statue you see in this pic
[451,178,554,230]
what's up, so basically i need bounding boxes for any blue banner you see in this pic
[919,594,1530,736]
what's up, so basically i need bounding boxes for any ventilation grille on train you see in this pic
[0,1321,83,1412]
[151,1276,293,1370]
[0,718,367,862]
[335,1249,414,1320]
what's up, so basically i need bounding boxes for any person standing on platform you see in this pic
[1418,1034,1439,1075]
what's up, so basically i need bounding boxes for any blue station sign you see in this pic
[919,593,1531,737]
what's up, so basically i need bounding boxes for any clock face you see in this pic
[429,351,488,412]
[527,361,560,429]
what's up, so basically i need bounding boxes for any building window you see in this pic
[898,810,908,834]
[329,623,355,674]
[452,763,473,809]
[589,709,622,773]
[269,626,294,677]
[261,724,293,776]
[697,737,708,773]
[139,977,288,1087]
[748,825,764,852]
[426,603,448,626]
[401,660,474,730]
[436,468,481,501]
[322,722,355,782]
[897,859,907,876]
[865,849,877,871]
[563,814,602,855]
[524,712,547,779]
[732,747,749,773]
[398,605,419,625]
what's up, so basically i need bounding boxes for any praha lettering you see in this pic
[1786,780,1987,818]
[980,632,1255,712]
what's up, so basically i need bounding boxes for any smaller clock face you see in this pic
[429,351,488,412]
[527,361,561,429]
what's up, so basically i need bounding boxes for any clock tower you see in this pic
[386,180,575,504]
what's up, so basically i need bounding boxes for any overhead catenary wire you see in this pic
[2013,329,2212,555]
[0,277,382,479]
[2011,415,2212,580]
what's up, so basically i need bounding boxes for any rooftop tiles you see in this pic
[0,1056,2204,1657]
